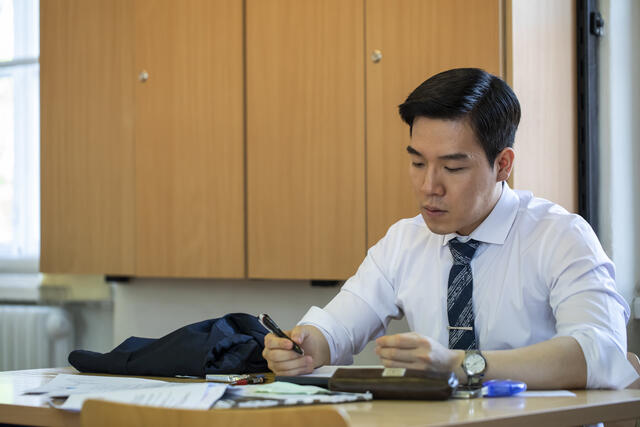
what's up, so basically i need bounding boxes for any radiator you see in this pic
[0,305,73,371]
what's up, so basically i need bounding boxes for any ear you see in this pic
[494,148,515,182]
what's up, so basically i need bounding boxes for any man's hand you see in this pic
[375,332,464,376]
[262,325,330,375]
[376,333,587,389]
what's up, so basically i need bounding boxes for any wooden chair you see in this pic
[81,399,350,427]
[605,352,640,427]
[627,352,640,389]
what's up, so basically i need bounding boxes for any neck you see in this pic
[455,182,504,236]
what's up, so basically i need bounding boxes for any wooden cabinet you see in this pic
[41,0,245,278]
[41,0,136,274]
[246,0,504,277]
[41,0,577,280]
[134,0,244,278]
[246,0,366,279]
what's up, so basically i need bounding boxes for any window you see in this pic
[0,0,39,272]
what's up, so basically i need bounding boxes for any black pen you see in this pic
[258,313,304,355]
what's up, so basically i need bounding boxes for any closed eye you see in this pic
[412,162,425,168]
[445,167,465,172]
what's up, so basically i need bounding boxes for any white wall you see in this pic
[67,301,113,354]
[113,279,409,365]
[598,0,640,353]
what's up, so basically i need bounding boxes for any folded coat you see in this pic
[68,313,269,377]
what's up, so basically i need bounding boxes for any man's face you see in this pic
[408,116,503,236]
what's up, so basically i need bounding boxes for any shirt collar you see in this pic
[441,183,520,247]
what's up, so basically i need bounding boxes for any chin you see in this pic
[422,215,455,235]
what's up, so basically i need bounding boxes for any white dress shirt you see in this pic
[299,184,637,389]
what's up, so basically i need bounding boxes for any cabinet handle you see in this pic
[371,49,382,63]
[138,70,149,83]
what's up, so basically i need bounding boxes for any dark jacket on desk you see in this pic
[68,313,269,377]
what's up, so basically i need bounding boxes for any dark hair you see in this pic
[398,68,521,166]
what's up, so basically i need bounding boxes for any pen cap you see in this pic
[483,379,526,397]
[258,314,279,333]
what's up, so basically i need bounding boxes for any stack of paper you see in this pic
[56,382,227,411]
[24,374,370,412]
[24,374,227,412]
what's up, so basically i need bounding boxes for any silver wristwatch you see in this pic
[462,350,487,387]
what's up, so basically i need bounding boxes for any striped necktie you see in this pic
[447,238,481,350]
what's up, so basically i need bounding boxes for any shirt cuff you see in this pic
[564,328,639,389]
[298,306,354,366]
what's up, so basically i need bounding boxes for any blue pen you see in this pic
[482,379,527,397]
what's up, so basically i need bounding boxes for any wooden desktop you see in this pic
[1,367,640,427]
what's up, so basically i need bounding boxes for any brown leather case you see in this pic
[328,368,458,400]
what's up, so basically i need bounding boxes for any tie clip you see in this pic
[447,326,473,331]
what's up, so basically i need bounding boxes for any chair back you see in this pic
[81,399,350,427]
[627,352,640,389]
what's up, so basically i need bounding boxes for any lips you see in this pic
[423,205,446,212]
[422,205,447,217]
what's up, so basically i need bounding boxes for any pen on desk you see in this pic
[233,376,265,385]
[206,374,241,383]
[482,379,527,397]
[258,313,304,355]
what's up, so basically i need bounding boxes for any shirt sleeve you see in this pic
[298,231,403,365]
[546,218,637,389]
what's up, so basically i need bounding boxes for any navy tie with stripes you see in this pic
[447,238,481,350]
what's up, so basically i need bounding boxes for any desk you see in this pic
[1,368,640,427]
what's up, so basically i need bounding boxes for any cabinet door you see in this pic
[134,0,245,278]
[40,0,135,274]
[246,0,366,279]
[365,0,503,245]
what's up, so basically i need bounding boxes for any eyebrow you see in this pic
[406,146,471,161]
[406,146,421,156]
[439,153,471,161]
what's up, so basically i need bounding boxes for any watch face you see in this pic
[464,353,486,374]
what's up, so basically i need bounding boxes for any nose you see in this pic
[421,168,444,197]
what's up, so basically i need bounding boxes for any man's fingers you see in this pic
[264,333,295,350]
[289,326,308,345]
[376,332,422,349]
[375,346,417,363]
[375,333,435,371]
[267,355,314,376]
[263,328,314,375]
[263,348,304,363]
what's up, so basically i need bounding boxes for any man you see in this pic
[263,68,636,389]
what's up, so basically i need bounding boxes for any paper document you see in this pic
[24,374,170,398]
[53,382,228,412]
[213,381,372,409]
[519,390,576,397]
[249,382,331,395]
